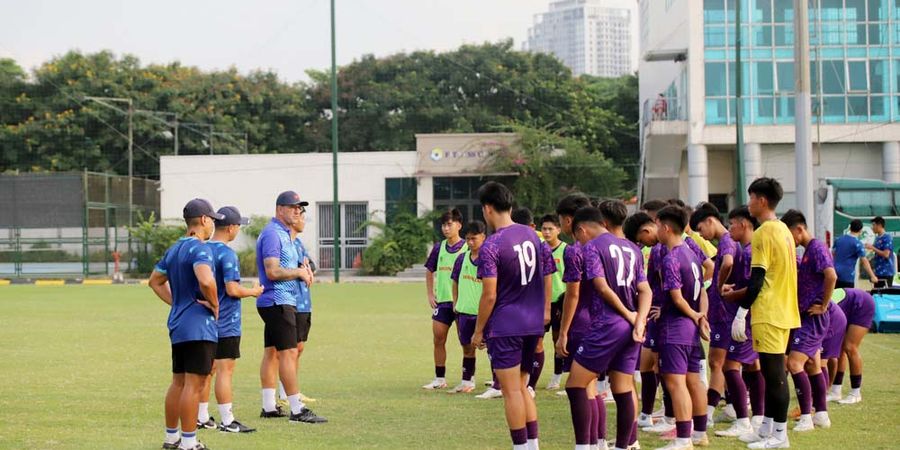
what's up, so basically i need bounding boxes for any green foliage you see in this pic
[238,248,258,278]
[361,212,436,276]
[242,215,270,241]
[127,212,185,275]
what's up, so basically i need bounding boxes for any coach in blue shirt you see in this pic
[832,219,878,289]
[867,216,895,287]
[149,198,223,450]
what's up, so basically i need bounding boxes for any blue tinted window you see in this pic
[706,62,728,96]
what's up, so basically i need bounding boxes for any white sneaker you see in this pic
[813,412,831,429]
[691,432,709,447]
[643,418,676,433]
[714,404,736,423]
[597,439,609,450]
[715,420,754,437]
[747,435,790,449]
[475,387,503,399]
[557,389,569,396]
[422,378,447,390]
[838,392,862,404]
[638,412,655,428]
[750,416,764,430]
[706,413,714,429]
[826,392,842,402]
[628,441,640,450]
[527,386,536,398]
[546,374,562,390]
[448,381,475,394]
[793,415,814,432]
[654,438,693,450]
[739,430,767,444]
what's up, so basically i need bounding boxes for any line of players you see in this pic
[423,179,876,450]
[148,192,326,450]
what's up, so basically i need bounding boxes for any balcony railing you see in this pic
[643,96,686,126]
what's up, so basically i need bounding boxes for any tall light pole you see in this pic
[735,0,747,204]
[331,0,341,283]
[795,0,814,231]
[84,96,134,228]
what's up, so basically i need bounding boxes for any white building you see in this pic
[526,0,638,77]
[639,0,900,213]
[159,133,518,272]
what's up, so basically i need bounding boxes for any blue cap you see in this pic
[183,198,225,220]
[276,190,309,207]
[215,206,250,226]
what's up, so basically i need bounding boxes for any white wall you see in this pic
[160,152,418,257]
[638,0,690,112]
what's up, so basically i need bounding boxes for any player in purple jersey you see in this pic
[472,182,555,450]
[781,210,836,432]
[832,288,876,404]
[654,205,711,450]
[820,301,846,401]
[565,203,652,450]
[449,221,487,394]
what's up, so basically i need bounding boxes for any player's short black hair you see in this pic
[623,212,654,244]
[689,202,722,230]
[656,205,687,234]
[540,214,560,228]
[597,199,628,227]
[667,198,686,208]
[440,208,463,225]
[872,216,886,227]
[185,217,204,227]
[849,219,864,233]
[477,181,514,212]
[727,205,759,229]
[641,199,667,213]
[511,207,534,226]
[748,177,783,208]
[780,209,807,228]
[571,207,604,233]
[556,193,592,217]
[464,220,486,236]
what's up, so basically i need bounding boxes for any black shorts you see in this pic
[215,336,241,360]
[835,279,855,289]
[257,305,298,351]
[172,340,216,375]
[296,312,312,343]
[545,296,564,333]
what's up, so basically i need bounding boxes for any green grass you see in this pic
[0,284,899,449]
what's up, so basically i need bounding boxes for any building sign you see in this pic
[415,133,519,177]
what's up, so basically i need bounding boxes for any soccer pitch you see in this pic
[1,284,898,449]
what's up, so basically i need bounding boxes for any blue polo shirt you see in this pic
[873,233,895,277]
[832,234,866,283]
[294,238,312,313]
[154,237,218,344]
[256,218,300,308]
[208,240,243,338]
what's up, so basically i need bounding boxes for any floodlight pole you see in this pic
[795,0,814,232]
[331,0,341,283]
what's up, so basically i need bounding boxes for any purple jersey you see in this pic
[562,242,592,337]
[797,239,834,313]
[722,242,752,318]
[708,232,740,323]
[584,233,647,328]
[478,223,555,338]
[658,243,705,346]
[649,239,705,306]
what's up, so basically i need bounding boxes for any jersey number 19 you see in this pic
[513,241,537,286]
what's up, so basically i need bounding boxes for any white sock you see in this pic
[850,387,861,396]
[759,417,773,436]
[261,388,277,412]
[164,427,179,444]
[287,393,305,415]
[218,403,234,426]
[736,417,751,427]
[197,402,210,422]
[773,421,787,440]
[706,404,716,419]
[278,381,288,400]
[574,445,591,450]
[513,444,529,450]
[527,438,539,450]
[814,411,829,421]
[675,437,692,446]
[181,431,197,448]
[829,384,842,394]
[799,413,812,422]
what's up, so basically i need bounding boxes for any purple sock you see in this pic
[510,427,527,446]
[595,396,608,440]
[707,388,722,408]
[566,388,592,445]
[675,420,692,439]
[529,352,545,389]
[526,420,539,440]
[589,397,600,444]
[462,357,476,382]
[744,370,765,417]
[436,366,446,378]
[613,392,635,449]
[724,370,749,419]
[554,356,564,375]
[811,372,828,412]
[640,371,658,415]
[492,371,500,390]
[661,382,674,418]
[629,420,638,445]
[833,371,845,386]
[850,374,862,389]
[792,372,813,415]
[693,414,707,433]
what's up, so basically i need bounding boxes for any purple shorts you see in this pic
[709,321,732,350]
[788,313,830,359]
[642,320,659,351]
[432,302,456,326]
[822,306,847,359]
[658,343,703,375]
[563,333,585,372]
[457,313,477,346]
[840,295,876,328]
[487,335,541,371]
[575,321,640,375]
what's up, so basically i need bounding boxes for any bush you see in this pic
[128,212,185,275]
[361,212,436,276]
[238,248,258,278]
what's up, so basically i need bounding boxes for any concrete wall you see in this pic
[637,0,690,111]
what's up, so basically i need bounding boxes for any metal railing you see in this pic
[643,96,686,126]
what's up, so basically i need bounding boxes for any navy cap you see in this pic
[183,198,225,220]
[276,190,309,207]
[215,206,250,226]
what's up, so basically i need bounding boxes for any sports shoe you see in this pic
[422,378,447,390]
[181,443,209,450]
[627,440,640,450]
[289,407,328,424]
[298,392,317,403]
[826,392,842,402]
[750,416,764,430]
[714,404,736,423]
[643,418,676,433]
[747,435,789,449]
[259,407,287,418]
[738,430,768,444]
[692,432,709,447]
[197,416,217,430]
[715,420,753,438]
[793,415,814,432]
[161,440,180,449]
[448,381,476,394]
[597,438,610,450]
[638,412,655,428]
[659,428,677,440]
[476,387,503,399]
[219,420,256,433]
[527,386,536,398]
[705,413,714,429]
[653,439,693,450]
[813,412,831,429]
[546,374,562,390]
[838,392,861,404]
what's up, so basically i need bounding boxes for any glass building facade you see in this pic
[704,0,899,125]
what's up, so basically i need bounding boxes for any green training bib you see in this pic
[435,239,467,303]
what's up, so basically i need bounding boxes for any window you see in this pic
[847,61,868,92]
[776,61,794,93]
[753,61,774,95]
[706,62,728,96]
[385,178,417,225]
[705,0,726,23]
[822,60,846,94]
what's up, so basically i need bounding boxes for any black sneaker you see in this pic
[161,440,180,449]
[219,420,256,433]
[197,416,217,429]
[289,407,328,424]
[260,406,287,418]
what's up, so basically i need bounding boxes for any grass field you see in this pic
[0,283,899,449]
